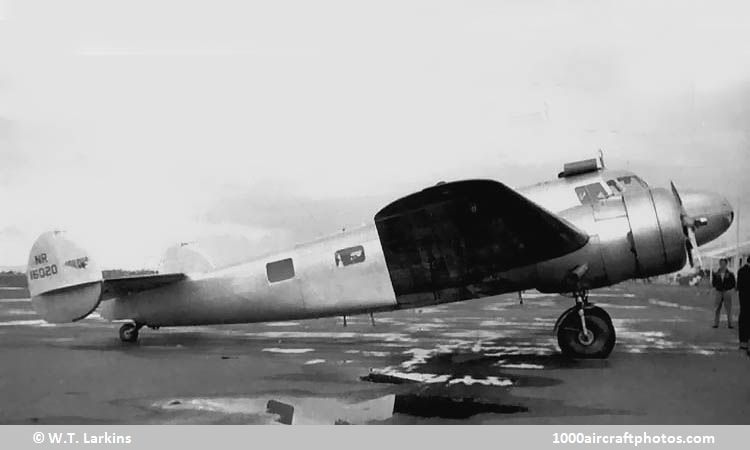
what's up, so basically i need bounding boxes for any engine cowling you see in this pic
[621,188,686,279]
[535,188,687,291]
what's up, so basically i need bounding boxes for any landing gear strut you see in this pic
[118,322,142,343]
[555,290,616,358]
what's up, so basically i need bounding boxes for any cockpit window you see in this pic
[575,183,609,204]
[618,176,648,188]
[609,175,649,193]
[606,180,622,193]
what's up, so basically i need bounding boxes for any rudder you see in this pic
[27,231,103,323]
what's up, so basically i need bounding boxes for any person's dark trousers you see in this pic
[740,292,750,345]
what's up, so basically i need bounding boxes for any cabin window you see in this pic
[266,258,295,283]
[335,245,366,267]
[575,183,609,204]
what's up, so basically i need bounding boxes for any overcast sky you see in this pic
[2,0,750,269]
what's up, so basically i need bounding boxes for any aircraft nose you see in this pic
[680,190,734,246]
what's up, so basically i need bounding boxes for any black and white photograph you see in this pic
[1,0,749,445]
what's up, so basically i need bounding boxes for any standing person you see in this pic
[737,257,750,353]
[712,258,736,329]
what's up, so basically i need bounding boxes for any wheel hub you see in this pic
[556,303,616,359]
[577,329,594,346]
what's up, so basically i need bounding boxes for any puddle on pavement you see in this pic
[152,393,528,424]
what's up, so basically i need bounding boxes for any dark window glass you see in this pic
[588,182,609,201]
[606,179,622,193]
[266,258,295,282]
[335,245,366,267]
[575,185,590,204]
[617,175,649,190]
[575,183,609,204]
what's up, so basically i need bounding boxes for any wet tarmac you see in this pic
[1,283,749,424]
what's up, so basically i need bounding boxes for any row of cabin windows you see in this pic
[265,245,366,283]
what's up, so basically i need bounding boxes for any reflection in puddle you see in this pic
[362,371,454,384]
[155,393,527,424]
[393,395,527,419]
[158,395,394,424]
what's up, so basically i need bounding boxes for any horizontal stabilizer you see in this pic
[27,231,186,323]
[101,273,187,300]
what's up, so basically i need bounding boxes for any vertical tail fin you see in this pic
[27,231,103,323]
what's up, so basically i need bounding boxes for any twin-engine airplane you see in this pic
[26,157,734,358]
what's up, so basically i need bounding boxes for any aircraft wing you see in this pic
[374,179,589,305]
[101,273,187,300]
[701,239,750,259]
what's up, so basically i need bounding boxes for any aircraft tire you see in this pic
[119,323,139,343]
[556,306,615,358]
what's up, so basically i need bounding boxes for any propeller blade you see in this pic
[671,180,703,270]
[670,181,684,208]
[688,227,703,269]
[686,237,695,268]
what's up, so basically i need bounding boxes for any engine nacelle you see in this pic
[621,188,686,278]
[535,188,687,291]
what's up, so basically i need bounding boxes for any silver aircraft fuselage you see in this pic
[99,168,734,327]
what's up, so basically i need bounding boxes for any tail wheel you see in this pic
[119,323,140,343]
[556,306,615,359]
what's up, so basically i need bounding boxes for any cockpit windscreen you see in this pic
[607,175,648,194]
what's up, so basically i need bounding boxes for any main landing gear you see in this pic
[118,322,142,343]
[554,290,616,359]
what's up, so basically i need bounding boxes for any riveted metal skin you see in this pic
[24,176,722,329]
[622,188,687,278]
[532,188,687,292]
